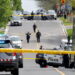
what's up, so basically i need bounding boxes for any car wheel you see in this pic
[11,68,19,75]
[19,62,23,68]
[55,18,57,20]
[40,60,47,68]
[53,65,59,68]
[70,62,74,68]
[20,23,22,26]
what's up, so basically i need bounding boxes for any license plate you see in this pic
[48,57,58,62]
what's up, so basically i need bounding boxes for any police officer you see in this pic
[41,13,44,20]
[63,54,69,68]
[67,35,70,44]
[33,23,37,33]
[40,45,43,49]
[26,32,31,43]
[31,11,34,20]
[36,30,41,43]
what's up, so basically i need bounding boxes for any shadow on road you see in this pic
[0,74,11,75]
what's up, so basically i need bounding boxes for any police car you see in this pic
[0,39,23,75]
[0,40,19,75]
[0,34,9,40]
[10,16,22,26]
[9,36,22,48]
[61,39,72,50]
[35,48,63,68]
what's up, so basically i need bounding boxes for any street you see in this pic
[0,19,73,75]
[0,0,74,75]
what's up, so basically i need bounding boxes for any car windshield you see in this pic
[10,37,20,41]
[48,11,55,14]
[12,16,21,20]
[0,43,11,48]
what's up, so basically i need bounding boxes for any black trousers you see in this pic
[37,38,40,43]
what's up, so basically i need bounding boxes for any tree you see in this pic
[0,0,12,27]
[12,0,22,10]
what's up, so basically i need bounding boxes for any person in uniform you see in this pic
[26,32,31,43]
[36,30,41,43]
[31,11,34,20]
[33,23,37,33]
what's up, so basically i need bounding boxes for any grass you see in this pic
[59,17,73,26]
[0,31,4,34]
[67,29,73,38]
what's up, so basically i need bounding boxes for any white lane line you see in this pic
[5,22,10,34]
[53,68,65,75]
[5,26,9,34]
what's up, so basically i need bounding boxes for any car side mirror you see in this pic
[21,40,23,41]
[21,18,23,19]
[13,44,21,49]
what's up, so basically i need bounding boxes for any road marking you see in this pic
[23,58,36,59]
[53,68,65,75]
[5,26,9,34]
[59,19,67,37]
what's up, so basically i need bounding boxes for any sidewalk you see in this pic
[65,25,73,29]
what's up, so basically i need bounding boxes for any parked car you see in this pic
[13,10,23,19]
[47,10,57,20]
[10,36,22,48]
[0,34,9,40]
[22,11,31,19]
[35,8,46,15]
[61,39,72,50]
[10,16,22,26]
[13,44,23,68]
[0,40,19,75]
[35,48,63,68]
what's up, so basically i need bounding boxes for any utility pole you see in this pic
[72,17,75,67]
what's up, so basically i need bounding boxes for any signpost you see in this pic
[61,0,65,4]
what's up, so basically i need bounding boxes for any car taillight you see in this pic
[0,59,4,61]
[12,53,16,60]
[36,54,39,57]
[10,59,13,61]
[6,59,8,61]
[13,53,16,56]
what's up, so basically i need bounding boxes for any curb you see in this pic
[58,19,68,37]
[4,22,10,34]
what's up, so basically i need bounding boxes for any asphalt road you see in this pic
[1,19,75,75]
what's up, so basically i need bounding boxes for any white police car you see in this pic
[0,34,9,40]
[35,48,63,68]
[9,36,22,48]
[61,39,72,50]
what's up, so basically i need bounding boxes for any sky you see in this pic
[21,0,40,12]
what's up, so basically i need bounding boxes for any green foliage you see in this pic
[0,0,22,28]
[71,0,75,8]
[67,29,73,38]
[13,0,22,10]
[0,0,12,28]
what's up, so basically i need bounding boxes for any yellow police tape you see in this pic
[0,49,75,55]
[12,15,49,16]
